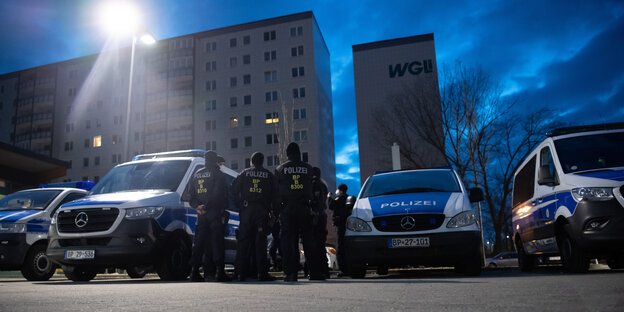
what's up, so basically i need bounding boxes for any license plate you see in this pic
[388,237,430,248]
[65,250,95,259]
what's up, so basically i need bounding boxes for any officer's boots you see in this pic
[216,268,232,282]
[258,272,276,281]
[189,267,203,282]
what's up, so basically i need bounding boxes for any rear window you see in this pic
[360,170,461,199]
[512,156,536,208]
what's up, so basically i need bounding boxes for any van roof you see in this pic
[132,149,206,161]
[547,122,624,137]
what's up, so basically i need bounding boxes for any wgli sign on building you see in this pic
[389,59,434,78]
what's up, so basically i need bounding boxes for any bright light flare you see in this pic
[98,1,141,36]
[140,34,156,44]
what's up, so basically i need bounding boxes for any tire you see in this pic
[20,244,56,281]
[456,250,482,276]
[516,238,536,272]
[558,227,589,273]
[349,263,366,279]
[376,265,388,275]
[607,256,624,270]
[63,266,97,282]
[126,266,148,278]
[157,234,191,281]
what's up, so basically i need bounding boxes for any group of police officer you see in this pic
[185,142,351,282]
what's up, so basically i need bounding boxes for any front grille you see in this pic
[57,208,119,233]
[58,237,112,247]
[372,214,445,232]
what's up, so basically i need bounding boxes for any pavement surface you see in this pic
[0,267,623,311]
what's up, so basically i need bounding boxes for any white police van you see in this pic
[0,182,91,280]
[345,168,484,278]
[46,150,240,281]
[512,123,624,273]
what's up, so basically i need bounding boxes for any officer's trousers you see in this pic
[237,204,269,278]
[280,206,322,277]
[191,214,225,274]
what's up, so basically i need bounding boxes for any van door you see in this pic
[533,145,560,253]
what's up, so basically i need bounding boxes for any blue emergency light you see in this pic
[38,181,95,191]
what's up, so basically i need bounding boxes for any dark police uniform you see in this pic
[311,167,329,277]
[186,151,229,282]
[275,143,323,281]
[329,184,350,276]
[231,153,275,281]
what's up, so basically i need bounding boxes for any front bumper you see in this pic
[568,198,624,255]
[0,234,28,269]
[345,230,481,267]
[47,218,167,268]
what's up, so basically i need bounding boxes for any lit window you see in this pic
[265,112,279,124]
[230,117,239,128]
[93,135,102,147]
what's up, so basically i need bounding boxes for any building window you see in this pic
[68,88,76,96]
[266,155,280,167]
[302,152,309,163]
[293,108,307,120]
[243,54,250,65]
[244,136,252,147]
[93,135,102,147]
[64,141,73,151]
[206,141,217,151]
[294,130,308,142]
[83,157,89,167]
[231,160,239,170]
[264,71,277,83]
[112,135,121,145]
[244,95,251,105]
[205,100,217,111]
[265,91,278,102]
[231,138,238,149]
[205,61,217,72]
[112,154,122,164]
[243,74,251,85]
[230,38,237,47]
[113,115,123,125]
[244,115,252,126]
[265,112,279,124]
[84,139,89,148]
[65,123,73,133]
[243,35,250,45]
[290,26,303,37]
[291,46,304,57]
[230,97,237,107]
[94,156,100,166]
[293,87,306,98]
[229,57,237,67]
[230,77,237,87]
[230,117,239,128]
[292,67,305,77]
[266,134,279,144]
[205,120,216,131]
[264,50,277,61]
[263,30,276,41]
[206,80,216,91]
[206,41,217,52]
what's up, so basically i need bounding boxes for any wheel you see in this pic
[349,263,366,279]
[487,263,497,269]
[516,238,536,272]
[63,266,97,282]
[126,266,148,278]
[376,265,388,275]
[607,256,624,270]
[157,234,191,281]
[558,227,589,273]
[456,250,482,276]
[21,244,56,281]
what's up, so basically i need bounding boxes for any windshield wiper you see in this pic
[375,187,448,197]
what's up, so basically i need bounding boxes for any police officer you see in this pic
[275,142,324,281]
[329,183,350,277]
[186,151,231,282]
[311,167,329,278]
[231,152,275,282]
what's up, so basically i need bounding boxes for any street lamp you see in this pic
[98,1,155,161]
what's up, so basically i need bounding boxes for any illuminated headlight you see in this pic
[447,211,476,228]
[346,216,372,232]
[571,188,614,202]
[0,223,26,233]
[125,206,165,219]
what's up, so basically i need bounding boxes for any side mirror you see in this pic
[537,165,556,186]
[345,196,356,210]
[469,187,484,203]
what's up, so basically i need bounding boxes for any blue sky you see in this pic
[1,0,623,195]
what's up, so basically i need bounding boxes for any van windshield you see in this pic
[0,190,62,211]
[554,132,624,173]
[90,160,191,195]
[360,170,461,199]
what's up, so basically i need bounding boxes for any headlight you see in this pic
[571,188,614,202]
[346,216,372,232]
[0,223,26,233]
[447,211,476,228]
[125,206,165,219]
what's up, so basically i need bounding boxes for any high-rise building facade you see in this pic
[353,34,446,183]
[0,11,336,190]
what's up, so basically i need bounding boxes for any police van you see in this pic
[46,150,240,281]
[512,123,624,273]
[345,168,484,278]
[0,182,92,280]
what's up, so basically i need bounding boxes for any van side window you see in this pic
[539,147,558,184]
[512,156,536,207]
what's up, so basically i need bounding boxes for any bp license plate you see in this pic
[388,237,430,248]
[65,250,95,259]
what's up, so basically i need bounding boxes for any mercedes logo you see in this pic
[400,216,416,230]
[75,212,88,228]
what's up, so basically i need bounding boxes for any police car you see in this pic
[345,168,484,278]
[512,123,624,273]
[0,182,91,280]
[46,150,240,282]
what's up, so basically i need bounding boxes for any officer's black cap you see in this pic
[338,183,348,192]
[286,142,300,159]
[205,151,218,165]
[251,152,264,166]
[313,167,321,177]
